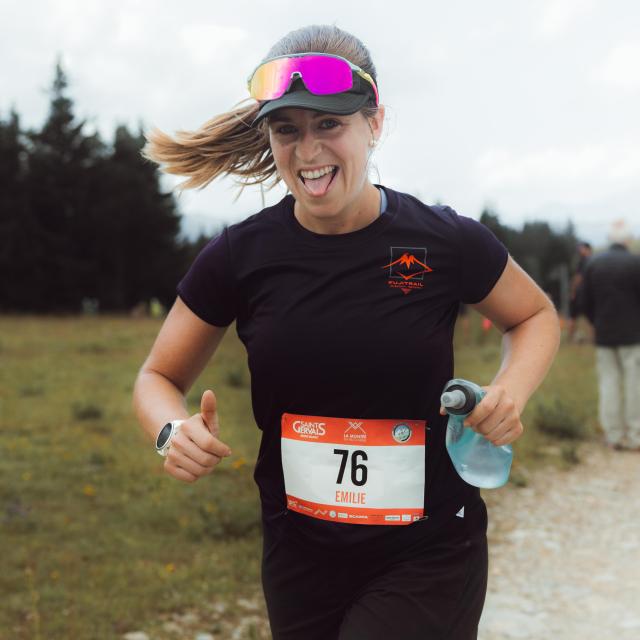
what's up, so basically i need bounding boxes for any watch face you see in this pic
[156,423,173,449]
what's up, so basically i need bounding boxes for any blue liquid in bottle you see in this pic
[441,378,513,489]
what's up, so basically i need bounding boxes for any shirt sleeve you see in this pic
[176,227,237,327]
[455,212,509,304]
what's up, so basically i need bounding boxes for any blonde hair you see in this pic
[142,25,379,195]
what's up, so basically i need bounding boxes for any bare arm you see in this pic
[132,296,232,482]
[448,256,561,446]
[473,256,561,414]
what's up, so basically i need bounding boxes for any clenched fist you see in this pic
[164,389,232,483]
[439,384,524,447]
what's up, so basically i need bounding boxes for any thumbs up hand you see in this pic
[200,388,221,438]
[163,389,233,484]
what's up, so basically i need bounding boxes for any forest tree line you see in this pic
[0,61,580,314]
[0,61,212,314]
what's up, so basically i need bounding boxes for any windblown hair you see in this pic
[141,25,379,194]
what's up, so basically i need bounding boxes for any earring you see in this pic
[369,138,377,147]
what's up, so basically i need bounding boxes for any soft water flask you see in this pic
[441,378,513,489]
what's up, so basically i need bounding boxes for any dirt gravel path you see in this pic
[480,443,640,639]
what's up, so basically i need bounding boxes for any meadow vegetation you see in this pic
[0,313,598,639]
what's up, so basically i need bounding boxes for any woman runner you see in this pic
[133,24,560,639]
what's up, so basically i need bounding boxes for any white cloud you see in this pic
[593,40,640,92]
[179,24,249,66]
[473,142,640,204]
[537,0,597,38]
[2,0,639,247]
[476,145,602,187]
[115,11,144,46]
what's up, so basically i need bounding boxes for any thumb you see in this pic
[200,389,219,435]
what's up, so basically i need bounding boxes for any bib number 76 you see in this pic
[333,449,368,486]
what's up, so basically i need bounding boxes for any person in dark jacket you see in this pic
[567,242,592,343]
[580,220,640,450]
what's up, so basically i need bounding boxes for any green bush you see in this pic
[19,384,45,397]
[76,342,108,354]
[71,402,104,420]
[533,398,589,440]
[225,364,247,388]
[561,443,581,465]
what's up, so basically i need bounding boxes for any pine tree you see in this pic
[2,59,194,313]
[479,208,577,309]
[0,108,41,311]
[26,58,106,312]
[86,123,185,310]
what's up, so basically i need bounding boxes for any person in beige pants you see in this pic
[580,221,640,450]
[595,346,640,449]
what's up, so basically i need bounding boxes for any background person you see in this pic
[132,24,560,639]
[567,241,592,343]
[579,220,640,450]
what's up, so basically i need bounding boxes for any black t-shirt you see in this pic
[177,186,509,548]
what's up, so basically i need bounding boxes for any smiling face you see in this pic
[267,106,384,232]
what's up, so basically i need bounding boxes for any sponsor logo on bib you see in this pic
[344,421,367,442]
[392,423,412,443]
[292,420,326,438]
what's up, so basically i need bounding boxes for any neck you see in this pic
[293,182,381,235]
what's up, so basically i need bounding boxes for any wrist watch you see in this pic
[155,419,185,457]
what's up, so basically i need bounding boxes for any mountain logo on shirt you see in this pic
[382,247,433,294]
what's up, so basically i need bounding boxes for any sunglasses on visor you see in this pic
[247,52,379,105]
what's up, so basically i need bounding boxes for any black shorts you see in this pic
[261,499,488,640]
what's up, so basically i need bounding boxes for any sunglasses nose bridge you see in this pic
[285,70,305,94]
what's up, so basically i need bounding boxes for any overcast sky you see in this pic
[2,0,639,245]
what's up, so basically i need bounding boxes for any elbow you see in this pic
[504,299,561,349]
[543,302,562,354]
[131,367,151,413]
[539,296,562,337]
[135,365,189,397]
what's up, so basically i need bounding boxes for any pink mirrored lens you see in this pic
[296,56,353,94]
[250,59,297,100]
[250,55,354,100]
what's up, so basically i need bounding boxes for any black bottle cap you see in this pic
[443,383,476,415]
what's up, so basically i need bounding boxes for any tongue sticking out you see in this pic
[302,169,335,196]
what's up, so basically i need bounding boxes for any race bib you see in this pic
[281,413,426,525]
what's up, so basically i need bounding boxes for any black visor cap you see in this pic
[251,76,377,127]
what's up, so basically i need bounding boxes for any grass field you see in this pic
[0,313,599,639]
